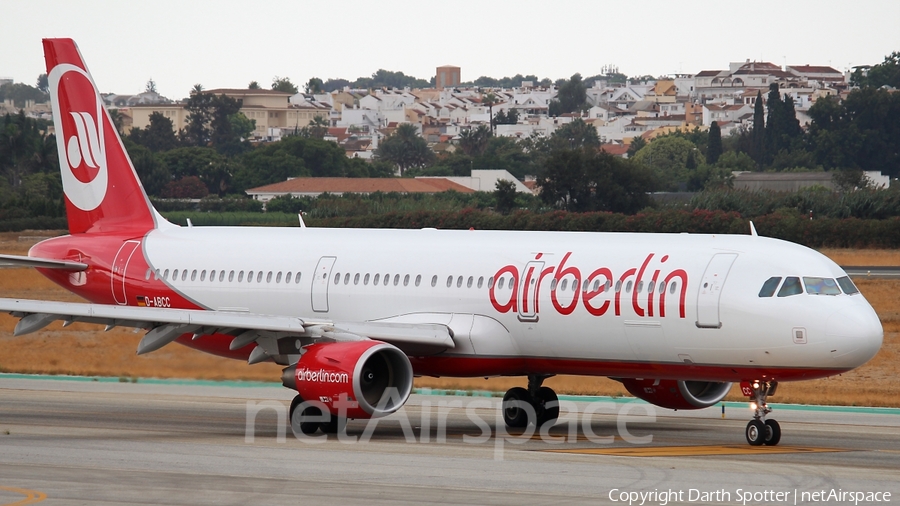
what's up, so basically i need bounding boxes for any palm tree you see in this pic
[482,92,497,134]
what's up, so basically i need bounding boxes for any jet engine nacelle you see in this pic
[281,340,413,419]
[619,378,732,410]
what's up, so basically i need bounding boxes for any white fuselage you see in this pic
[138,226,882,378]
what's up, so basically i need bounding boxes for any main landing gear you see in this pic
[502,375,560,429]
[744,380,781,446]
[289,395,344,435]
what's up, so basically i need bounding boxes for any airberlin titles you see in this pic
[489,252,688,320]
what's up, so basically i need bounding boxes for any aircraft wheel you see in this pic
[764,419,782,446]
[320,415,344,434]
[535,386,559,427]
[289,395,322,435]
[745,419,766,446]
[502,387,532,428]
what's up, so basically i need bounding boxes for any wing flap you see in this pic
[0,298,455,357]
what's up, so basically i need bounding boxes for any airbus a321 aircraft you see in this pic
[0,39,883,446]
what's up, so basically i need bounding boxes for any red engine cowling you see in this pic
[618,378,732,410]
[281,340,413,419]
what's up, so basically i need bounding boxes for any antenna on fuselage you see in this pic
[749,221,758,237]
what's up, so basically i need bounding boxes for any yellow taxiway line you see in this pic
[545,445,850,457]
[0,487,47,506]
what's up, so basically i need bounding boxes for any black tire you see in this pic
[535,386,560,427]
[289,395,322,435]
[502,387,532,428]
[764,419,782,446]
[745,419,766,446]
[320,416,341,434]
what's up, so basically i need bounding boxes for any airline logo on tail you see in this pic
[48,63,108,212]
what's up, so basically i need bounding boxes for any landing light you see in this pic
[749,402,758,410]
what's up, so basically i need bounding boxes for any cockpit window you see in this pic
[804,277,842,295]
[836,276,860,295]
[777,276,803,297]
[758,277,781,297]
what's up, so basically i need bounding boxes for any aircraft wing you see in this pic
[0,254,88,271]
[0,298,454,363]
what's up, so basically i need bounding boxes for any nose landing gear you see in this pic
[502,374,559,429]
[742,380,781,446]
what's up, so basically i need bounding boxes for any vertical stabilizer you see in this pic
[44,38,158,234]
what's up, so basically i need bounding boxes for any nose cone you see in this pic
[825,303,883,369]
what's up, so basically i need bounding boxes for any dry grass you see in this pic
[819,248,900,266]
[1,234,899,406]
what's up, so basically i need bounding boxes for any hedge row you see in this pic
[309,209,900,249]
[4,209,898,249]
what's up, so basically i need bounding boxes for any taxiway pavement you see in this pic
[1,376,898,505]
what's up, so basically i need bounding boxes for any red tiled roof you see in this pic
[247,177,475,194]
[600,144,629,156]
[788,65,841,74]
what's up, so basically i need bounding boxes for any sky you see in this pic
[3,0,899,100]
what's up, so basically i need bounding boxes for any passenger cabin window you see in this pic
[333,273,340,284]
[344,273,350,285]
[804,277,841,295]
[837,276,859,295]
[415,275,421,287]
[431,275,437,287]
[394,274,400,286]
[229,270,235,282]
[383,274,389,286]
[758,277,781,297]
[182,270,188,281]
[403,274,410,286]
[374,274,381,285]
[173,269,179,280]
[477,276,484,289]
[247,271,253,282]
[256,271,263,283]
[285,272,292,283]
[200,270,207,282]
[238,271,244,282]
[777,276,803,297]
[275,272,282,283]
[295,272,302,284]
[219,271,226,282]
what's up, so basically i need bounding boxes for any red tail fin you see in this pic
[44,38,158,235]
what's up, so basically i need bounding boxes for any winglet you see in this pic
[749,221,758,237]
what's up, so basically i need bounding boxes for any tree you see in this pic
[494,108,519,125]
[482,93,497,133]
[851,51,900,89]
[145,78,157,94]
[125,140,170,196]
[494,179,517,214]
[248,81,260,90]
[548,73,587,116]
[631,135,697,190]
[36,74,49,93]
[751,91,765,166]
[627,136,646,158]
[271,76,298,94]
[161,175,209,199]
[537,148,655,213]
[373,123,434,176]
[457,125,491,156]
[305,78,324,94]
[298,115,329,140]
[707,121,722,165]
[129,111,178,152]
[550,118,599,150]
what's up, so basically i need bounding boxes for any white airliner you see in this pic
[0,39,883,446]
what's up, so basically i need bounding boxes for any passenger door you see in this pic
[696,253,737,328]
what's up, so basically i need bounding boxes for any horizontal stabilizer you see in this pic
[0,254,88,271]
